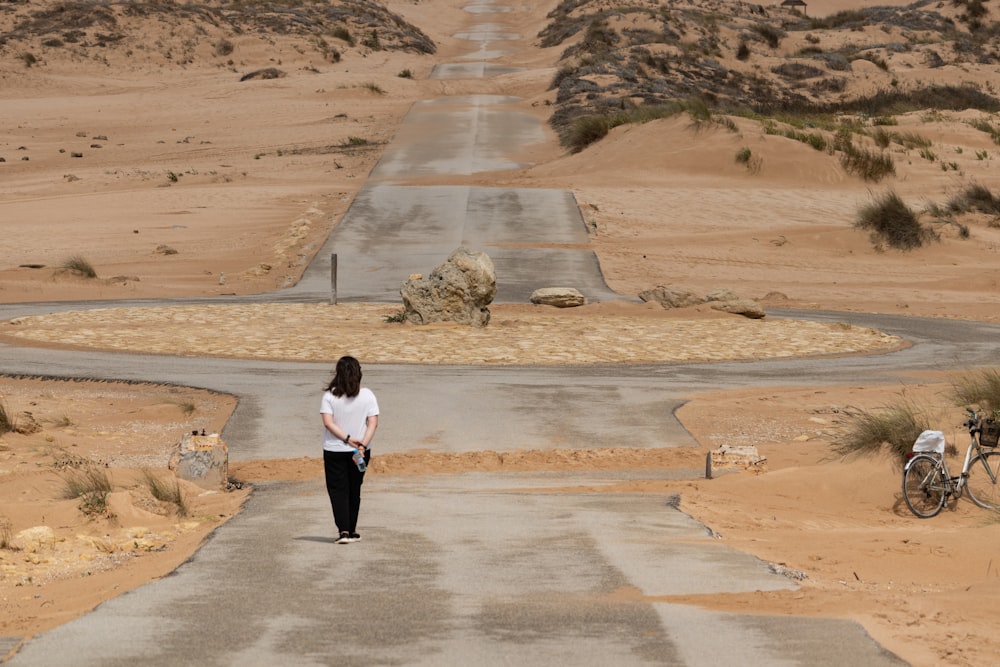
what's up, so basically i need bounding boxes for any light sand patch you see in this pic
[1,302,904,364]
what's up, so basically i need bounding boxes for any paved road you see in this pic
[0,1,964,664]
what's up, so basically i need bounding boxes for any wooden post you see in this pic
[330,253,338,305]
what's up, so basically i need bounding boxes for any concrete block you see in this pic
[169,432,228,490]
[706,444,767,479]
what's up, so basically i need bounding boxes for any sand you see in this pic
[3,0,1000,664]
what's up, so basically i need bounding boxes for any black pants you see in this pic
[323,449,370,534]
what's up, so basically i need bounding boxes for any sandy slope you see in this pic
[3,0,1000,664]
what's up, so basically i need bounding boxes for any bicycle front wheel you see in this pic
[966,450,1000,511]
[903,455,947,518]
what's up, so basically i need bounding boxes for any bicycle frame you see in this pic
[903,409,1000,517]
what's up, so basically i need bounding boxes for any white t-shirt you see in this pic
[320,387,379,453]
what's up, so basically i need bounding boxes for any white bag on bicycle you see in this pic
[913,430,945,454]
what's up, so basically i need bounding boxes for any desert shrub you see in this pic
[947,182,1000,215]
[735,147,762,173]
[565,114,611,153]
[841,86,1000,117]
[855,190,930,249]
[63,466,113,516]
[951,368,1000,416]
[550,64,575,90]
[361,81,384,94]
[675,97,712,122]
[736,41,750,61]
[142,469,188,516]
[893,131,932,149]
[772,62,825,80]
[968,118,1000,145]
[809,10,867,30]
[579,18,620,54]
[872,116,898,126]
[398,69,412,79]
[832,400,931,463]
[19,52,37,67]
[751,23,784,49]
[0,517,15,551]
[872,127,892,148]
[383,309,407,323]
[332,26,354,45]
[362,29,380,50]
[345,136,368,146]
[0,401,16,434]
[59,255,97,278]
[213,39,233,57]
[840,146,895,182]
[239,68,285,82]
[314,38,340,63]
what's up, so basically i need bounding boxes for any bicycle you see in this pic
[902,408,1000,518]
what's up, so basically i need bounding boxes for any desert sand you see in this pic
[3,0,1000,664]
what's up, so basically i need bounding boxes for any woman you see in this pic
[320,356,379,544]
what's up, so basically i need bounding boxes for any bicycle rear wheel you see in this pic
[903,455,946,518]
[965,450,1000,511]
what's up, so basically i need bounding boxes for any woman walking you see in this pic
[321,356,379,544]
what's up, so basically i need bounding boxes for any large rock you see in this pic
[530,287,586,308]
[638,285,705,309]
[400,247,496,327]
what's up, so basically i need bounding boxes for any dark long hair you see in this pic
[326,356,362,397]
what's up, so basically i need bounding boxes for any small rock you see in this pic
[638,285,704,309]
[530,287,586,308]
[710,298,766,319]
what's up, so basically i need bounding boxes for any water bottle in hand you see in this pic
[352,448,367,472]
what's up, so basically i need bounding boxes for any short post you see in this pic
[330,253,338,305]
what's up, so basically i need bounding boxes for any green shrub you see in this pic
[948,183,1000,215]
[362,29,380,50]
[894,131,932,149]
[0,401,16,434]
[752,23,784,49]
[332,26,354,46]
[550,64,575,90]
[735,147,762,174]
[565,114,611,153]
[63,467,113,516]
[398,69,412,79]
[855,190,930,250]
[59,255,97,278]
[969,118,1000,145]
[142,469,188,516]
[872,128,892,149]
[951,368,1000,416]
[383,309,407,323]
[832,400,931,463]
[840,146,895,182]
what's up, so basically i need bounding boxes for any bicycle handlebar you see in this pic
[965,408,983,434]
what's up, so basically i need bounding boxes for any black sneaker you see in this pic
[336,532,351,544]
[347,532,361,543]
